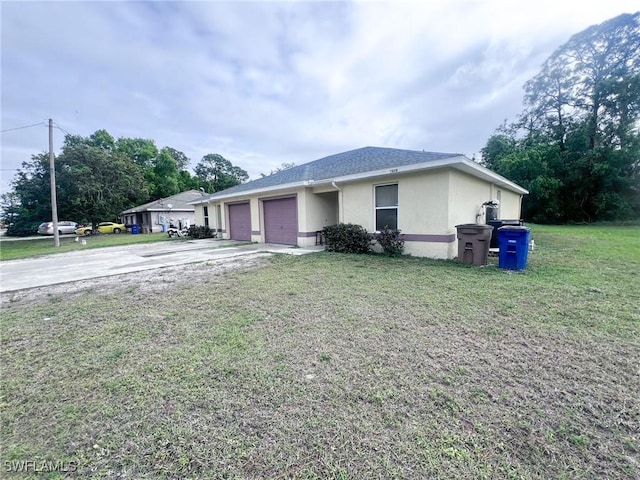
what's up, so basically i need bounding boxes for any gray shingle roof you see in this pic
[204,146,462,200]
[122,189,204,214]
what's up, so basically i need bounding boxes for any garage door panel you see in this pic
[264,197,297,245]
[228,203,251,241]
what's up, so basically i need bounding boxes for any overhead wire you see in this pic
[0,120,48,133]
[52,122,71,136]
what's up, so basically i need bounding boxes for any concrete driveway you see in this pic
[0,240,323,293]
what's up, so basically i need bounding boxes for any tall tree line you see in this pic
[1,130,248,235]
[482,12,639,223]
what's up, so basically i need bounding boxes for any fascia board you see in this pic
[331,156,466,183]
[188,181,310,204]
[146,207,194,212]
[454,158,529,194]
[331,155,529,195]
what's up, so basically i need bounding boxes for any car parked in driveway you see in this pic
[37,221,78,235]
[75,222,126,235]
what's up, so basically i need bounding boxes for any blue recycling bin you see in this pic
[498,226,531,270]
[131,224,139,235]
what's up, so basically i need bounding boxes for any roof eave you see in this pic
[188,181,311,203]
[188,155,528,203]
[454,158,529,195]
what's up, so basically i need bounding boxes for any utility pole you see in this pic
[49,119,60,247]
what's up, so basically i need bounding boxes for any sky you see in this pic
[1,0,637,196]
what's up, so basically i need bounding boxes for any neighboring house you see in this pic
[121,190,204,233]
[189,147,528,259]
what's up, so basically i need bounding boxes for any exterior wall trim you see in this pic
[403,233,456,243]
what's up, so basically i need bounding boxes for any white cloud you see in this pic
[2,0,637,195]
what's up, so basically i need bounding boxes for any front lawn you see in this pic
[1,225,638,479]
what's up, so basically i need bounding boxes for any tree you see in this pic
[260,162,296,177]
[115,137,158,170]
[56,144,148,231]
[482,12,640,223]
[194,154,248,192]
[149,149,180,199]
[2,130,150,236]
[162,147,190,170]
[3,153,53,235]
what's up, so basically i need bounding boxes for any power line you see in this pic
[0,121,47,133]
[52,123,71,136]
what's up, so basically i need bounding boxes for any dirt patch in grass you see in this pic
[1,230,639,479]
[1,253,271,307]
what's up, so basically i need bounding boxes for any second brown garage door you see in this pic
[228,202,251,241]
[263,197,297,245]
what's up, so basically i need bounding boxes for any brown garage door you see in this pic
[228,202,251,241]
[264,197,297,245]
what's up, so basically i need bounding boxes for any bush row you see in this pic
[322,223,405,257]
[187,225,215,239]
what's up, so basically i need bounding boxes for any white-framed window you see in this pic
[203,206,209,227]
[375,183,398,231]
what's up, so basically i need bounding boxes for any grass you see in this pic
[1,224,639,479]
[0,233,185,261]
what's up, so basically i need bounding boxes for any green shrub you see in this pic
[375,227,405,257]
[322,223,372,254]
[188,225,214,239]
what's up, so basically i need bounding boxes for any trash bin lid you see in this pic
[497,225,530,231]
[455,223,493,230]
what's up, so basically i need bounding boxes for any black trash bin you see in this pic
[488,219,523,249]
[455,224,494,266]
[484,201,499,222]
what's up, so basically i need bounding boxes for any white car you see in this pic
[37,221,79,235]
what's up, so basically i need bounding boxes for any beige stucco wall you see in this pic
[341,170,451,232]
[298,190,339,247]
[491,186,522,220]
[193,203,206,228]
[448,170,523,224]
[448,170,494,227]
[340,171,455,258]
[340,169,524,259]
[193,202,224,233]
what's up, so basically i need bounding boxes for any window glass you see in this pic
[375,184,398,207]
[376,208,397,230]
[375,184,398,230]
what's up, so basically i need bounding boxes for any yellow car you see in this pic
[75,222,126,235]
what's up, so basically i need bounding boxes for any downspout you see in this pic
[332,181,343,223]
[519,195,524,220]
